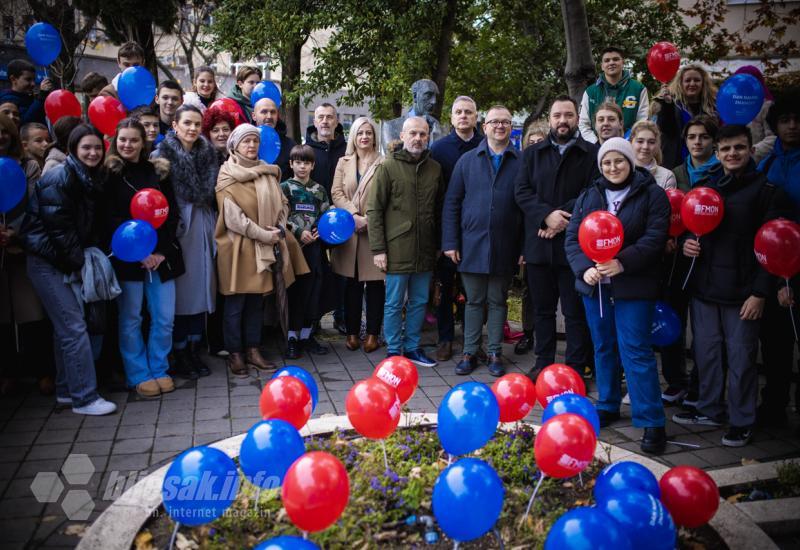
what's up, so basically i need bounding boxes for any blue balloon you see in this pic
[544,506,632,550]
[437,382,499,456]
[239,419,305,489]
[254,536,319,550]
[599,490,676,550]
[251,81,282,108]
[432,458,504,542]
[25,23,61,66]
[0,157,27,213]
[118,66,157,110]
[651,301,681,347]
[594,461,660,506]
[162,446,240,526]
[273,366,319,411]
[317,208,355,245]
[717,73,765,125]
[111,220,157,262]
[154,133,165,146]
[258,125,282,164]
[542,393,600,436]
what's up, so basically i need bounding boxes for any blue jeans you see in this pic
[118,274,176,386]
[384,272,432,355]
[583,289,665,428]
[27,255,99,407]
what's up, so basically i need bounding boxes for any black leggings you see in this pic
[344,261,385,335]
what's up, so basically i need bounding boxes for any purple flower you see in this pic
[386,469,400,483]
[370,477,382,491]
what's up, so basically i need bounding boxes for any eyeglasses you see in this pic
[486,120,512,127]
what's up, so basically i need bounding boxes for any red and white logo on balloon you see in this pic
[594,235,621,250]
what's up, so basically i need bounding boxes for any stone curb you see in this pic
[77,413,775,550]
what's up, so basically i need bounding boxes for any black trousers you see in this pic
[289,241,323,332]
[520,265,535,333]
[345,261,385,336]
[223,294,264,353]
[527,264,591,372]
[658,263,691,391]
[759,292,798,413]
[436,255,458,342]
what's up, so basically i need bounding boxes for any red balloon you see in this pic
[345,378,402,439]
[209,98,247,127]
[578,211,624,263]
[281,451,349,532]
[534,413,597,478]
[659,465,719,527]
[44,90,82,124]
[665,188,686,237]
[647,41,681,83]
[680,186,724,236]
[88,96,127,136]
[491,373,536,422]
[754,218,800,279]
[372,355,418,404]
[259,376,312,430]
[130,188,169,229]
[535,363,586,408]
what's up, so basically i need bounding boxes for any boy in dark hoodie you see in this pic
[0,59,52,125]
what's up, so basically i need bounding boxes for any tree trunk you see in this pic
[560,0,595,103]
[430,0,458,121]
[281,41,303,142]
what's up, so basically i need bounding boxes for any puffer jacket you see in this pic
[367,148,444,274]
[566,167,670,301]
[104,155,185,282]
[21,155,104,273]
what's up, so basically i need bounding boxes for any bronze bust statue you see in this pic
[381,79,444,151]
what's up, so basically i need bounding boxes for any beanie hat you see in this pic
[226,123,260,153]
[598,137,636,173]
[735,65,773,101]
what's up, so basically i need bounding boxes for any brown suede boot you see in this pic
[363,334,380,353]
[436,341,453,362]
[245,347,276,372]
[228,352,249,377]
[345,335,360,351]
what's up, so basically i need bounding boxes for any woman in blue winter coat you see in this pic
[565,137,670,455]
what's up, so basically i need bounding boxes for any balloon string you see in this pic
[521,472,545,526]
[667,250,678,287]
[302,531,308,540]
[598,283,604,319]
[381,439,389,471]
[168,522,180,550]
[254,486,261,513]
[447,454,453,465]
[578,472,583,488]
[682,235,698,290]
[787,278,799,342]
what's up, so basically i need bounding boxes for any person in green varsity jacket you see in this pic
[281,144,331,359]
[579,46,649,144]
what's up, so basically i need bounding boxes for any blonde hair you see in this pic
[522,122,547,150]
[667,65,717,117]
[629,120,664,164]
[345,116,379,157]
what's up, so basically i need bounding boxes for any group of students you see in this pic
[0,41,798,455]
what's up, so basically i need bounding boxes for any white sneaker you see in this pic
[622,393,631,405]
[56,396,72,405]
[72,397,117,416]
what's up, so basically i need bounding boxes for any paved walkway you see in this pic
[1,325,799,549]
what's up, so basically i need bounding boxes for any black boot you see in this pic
[172,347,199,380]
[514,331,533,355]
[641,427,667,454]
[189,342,211,377]
[286,337,302,360]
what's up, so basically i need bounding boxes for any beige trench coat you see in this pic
[330,153,385,282]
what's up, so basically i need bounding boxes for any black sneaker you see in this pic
[333,318,347,336]
[171,348,199,380]
[682,393,699,408]
[286,337,302,360]
[302,335,329,355]
[513,333,533,355]
[722,426,753,447]
[641,427,667,454]
[598,410,621,428]
[189,342,211,377]
[672,411,722,426]
[661,386,687,403]
[455,354,478,375]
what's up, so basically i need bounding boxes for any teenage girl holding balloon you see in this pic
[104,118,184,398]
[651,64,718,170]
[21,124,117,416]
[152,105,220,379]
[565,137,670,454]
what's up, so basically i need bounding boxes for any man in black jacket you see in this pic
[515,95,599,380]
[253,97,296,180]
[674,125,788,447]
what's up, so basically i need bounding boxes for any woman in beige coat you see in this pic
[215,124,309,375]
[330,117,385,352]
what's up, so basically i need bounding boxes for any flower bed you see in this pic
[135,422,726,549]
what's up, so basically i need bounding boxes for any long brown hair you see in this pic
[107,118,150,166]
